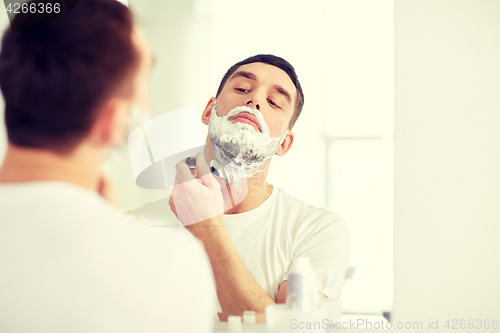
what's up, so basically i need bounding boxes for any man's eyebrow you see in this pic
[230,71,257,81]
[229,71,292,104]
[274,85,292,104]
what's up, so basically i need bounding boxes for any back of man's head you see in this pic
[0,0,138,154]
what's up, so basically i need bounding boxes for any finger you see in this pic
[213,174,226,189]
[190,168,197,177]
[175,159,195,184]
[195,152,219,189]
[168,196,177,217]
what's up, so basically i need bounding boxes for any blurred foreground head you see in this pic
[0,0,152,154]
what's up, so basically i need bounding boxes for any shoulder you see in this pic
[273,187,345,227]
[50,184,204,260]
[89,198,210,275]
[271,187,350,248]
[131,196,176,224]
[138,226,205,257]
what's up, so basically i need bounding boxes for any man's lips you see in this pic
[228,113,261,132]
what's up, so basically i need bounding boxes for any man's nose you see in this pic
[246,100,260,110]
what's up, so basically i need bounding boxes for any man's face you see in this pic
[91,27,154,149]
[130,27,154,107]
[213,62,297,137]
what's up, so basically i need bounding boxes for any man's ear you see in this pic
[201,97,216,125]
[89,97,129,146]
[275,130,294,156]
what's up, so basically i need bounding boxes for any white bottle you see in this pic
[227,315,242,332]
[286,256,312,311]
[242,311,256,324]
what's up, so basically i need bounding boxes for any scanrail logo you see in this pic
[288,318,499,330]
[3,0,79,33]
[127,106,250,226]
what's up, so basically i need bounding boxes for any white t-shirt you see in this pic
[0,181,215,333]
[133,186,350,311]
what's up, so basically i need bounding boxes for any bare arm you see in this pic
[186,218,276,322]
[276,281,328,304]
[169,153,327,322]
[169,153,278,322]
[186,224,329,322]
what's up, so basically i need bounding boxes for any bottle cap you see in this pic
[227,315,242,332]
[242,310,256,324]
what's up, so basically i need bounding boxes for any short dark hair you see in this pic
[216,54,304,130]
[0,0,138,153]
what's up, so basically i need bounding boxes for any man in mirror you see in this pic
[133,54,351,322]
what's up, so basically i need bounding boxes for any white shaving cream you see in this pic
[208,104,287,181]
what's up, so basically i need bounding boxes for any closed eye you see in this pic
[268,99,281,109]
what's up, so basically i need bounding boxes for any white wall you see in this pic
[394,0,500,326]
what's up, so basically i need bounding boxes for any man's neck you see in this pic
[0,143,103,191]
[222,164,274,215]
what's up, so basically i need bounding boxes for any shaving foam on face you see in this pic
[208,104,287,179]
